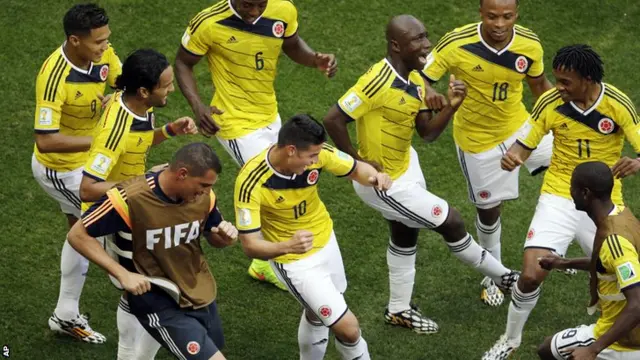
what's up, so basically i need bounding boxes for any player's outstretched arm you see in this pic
[415,75,466,142]
[239,230,313,260]
[283,34,337,78]
[526,75,554,102]
[538,254,591,272]
[152,117,198,145]
[174,47,220,135]
[79,176,117,203]
[501,142,533,172]
[35,133,93,154]
[347,161,392,191]
[323,105,361,161]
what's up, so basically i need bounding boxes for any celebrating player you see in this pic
[176,0,338,290]
[483,45,640,359]
[31,3,121,344]
[323,15,519,334]
[421,0,554,306]
[235,115,390,359]
[536,162,640,360]
[80,48,198,360]
[69,143,235,360]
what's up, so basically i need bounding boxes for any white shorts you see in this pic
[270,232,348,327]
[456,122,553,209]
[31,154,82,218]
[353,147,449,229]
[551,324,640,360]
[524,194,596,256]
[217,115,282,167]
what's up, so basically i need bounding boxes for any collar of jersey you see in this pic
[569,83,605,116]
[60,42,94,75]
[119,95,150,121]
[265,145,297,180]
[477,23,516,56]
[609,204,625,216]
[150,171,183,204]
[228,0,263,25]
[383,58,409,85]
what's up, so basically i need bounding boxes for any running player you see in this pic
[80,49,198,360]
[483,45,640,359]
[421,0,554,305]
[235,115,390,359]
[32,3,121,344]
[69,142,235,360]
[323,15,519,334]
[537,161,640,360]
[175,0,338,289]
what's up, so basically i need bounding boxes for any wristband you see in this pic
[162,123,176,138]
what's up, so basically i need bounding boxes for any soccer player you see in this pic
[80,49,198,360]
[235,115,390,359]
[31,3,121,343]
[483,45,640,360]
[421,0,554,305]
[535,162,640,360]
[323,15,519,334]
[175,0,338,289]
[69,143,235,360]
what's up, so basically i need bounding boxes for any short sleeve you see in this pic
[81,192,130,237]
[336,67,385,121]
[234,172,263,233]
[422,50,449,82]
[34,68,66,134]
[318,144,356,177]
[527,44,545,78]
[181,15,213,56]
[283,1,299,37]
[83,105,131,181]
[204,191,223,231]
[600,234,640,290]
[105,43,123,88]
[611,89,640,154]
[517,90,557,150]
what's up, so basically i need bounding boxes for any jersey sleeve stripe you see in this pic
[365,67,393,98]
[606,235,622,259]
[613,234,625,257]
[362,63,390,94]
[82,200,114,227]
[604,88,639,125]
[190,1,227,26]
[50,63,68,102]
[190,4,230,33]
[107,188,132,229]
[242,166,270,203]
[44,56,65,102]
[434,29,477,52]
[514,25,538,36]
[105,108,128,151]
[433,26,476,51]
[531,91,561,120]
[238,228,261,234]
[515,31,541,43]
[238,161,267,202]
[322,144,335,152]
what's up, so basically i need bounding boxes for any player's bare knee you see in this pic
[436,207,467,242]
[388,220,419,248]
[209,350,227,360]
[330,311,361,344]
[519,269,544,292]
[536,337,554,359]
[476,205,501,225]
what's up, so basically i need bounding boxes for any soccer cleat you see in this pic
[496,270,520,294]
[248,259,287,291]
[480,276,504,307]
[482,334,520,360]
[48,313,106,344]
[384,303,439,334]
[558,268,578,276]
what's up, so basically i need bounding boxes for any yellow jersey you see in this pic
[181,0,298,140]
[82,93,155,211]
[337,59,429,179]
[520,85,640,205]
[595,207,640,351]
[234,144,356,263]
[423,23,545,153]
[34,43,122,171]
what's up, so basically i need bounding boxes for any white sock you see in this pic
[446,233,510,280]
[505,285,541,343]
[476,216,502,263]
[117,296,139,360]
[54,239,89,320]
[335,332,371,360]
[298,312,329,360]
[387,240,417,314]
[135,327,161,360]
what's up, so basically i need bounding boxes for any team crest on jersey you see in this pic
[307,169,319,185]
[431,205,443,217]
[99,65,109,81]
[598,117,614,134]
[515,56,528,73]
[526,228,535,240]
[318,305,332,319]
[478,190,491,200]
[272,21,285,38]
[186,341,200,355]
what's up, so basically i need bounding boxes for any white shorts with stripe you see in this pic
[551,324,640,359]
[524,194,596,257]
[456,121,553,209]
[270,232,348,327]
[353,147,449,229]
[216,115,281,167]
[31,153,82,218]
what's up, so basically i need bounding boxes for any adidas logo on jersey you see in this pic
[276,196,285,203]
[75,90,83,99]
[137,137,143,146]
[399,97,406,105]
[472,65,484,72]
[227,36,238,43]
[560,123,569,129]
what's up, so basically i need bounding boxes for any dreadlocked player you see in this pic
[483,44,640,360]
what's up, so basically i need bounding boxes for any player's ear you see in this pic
[286,145,296,157]
[390,39,401,54]
[68,35,81,47]
[138,87,150,100]
[177,167,189,180]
